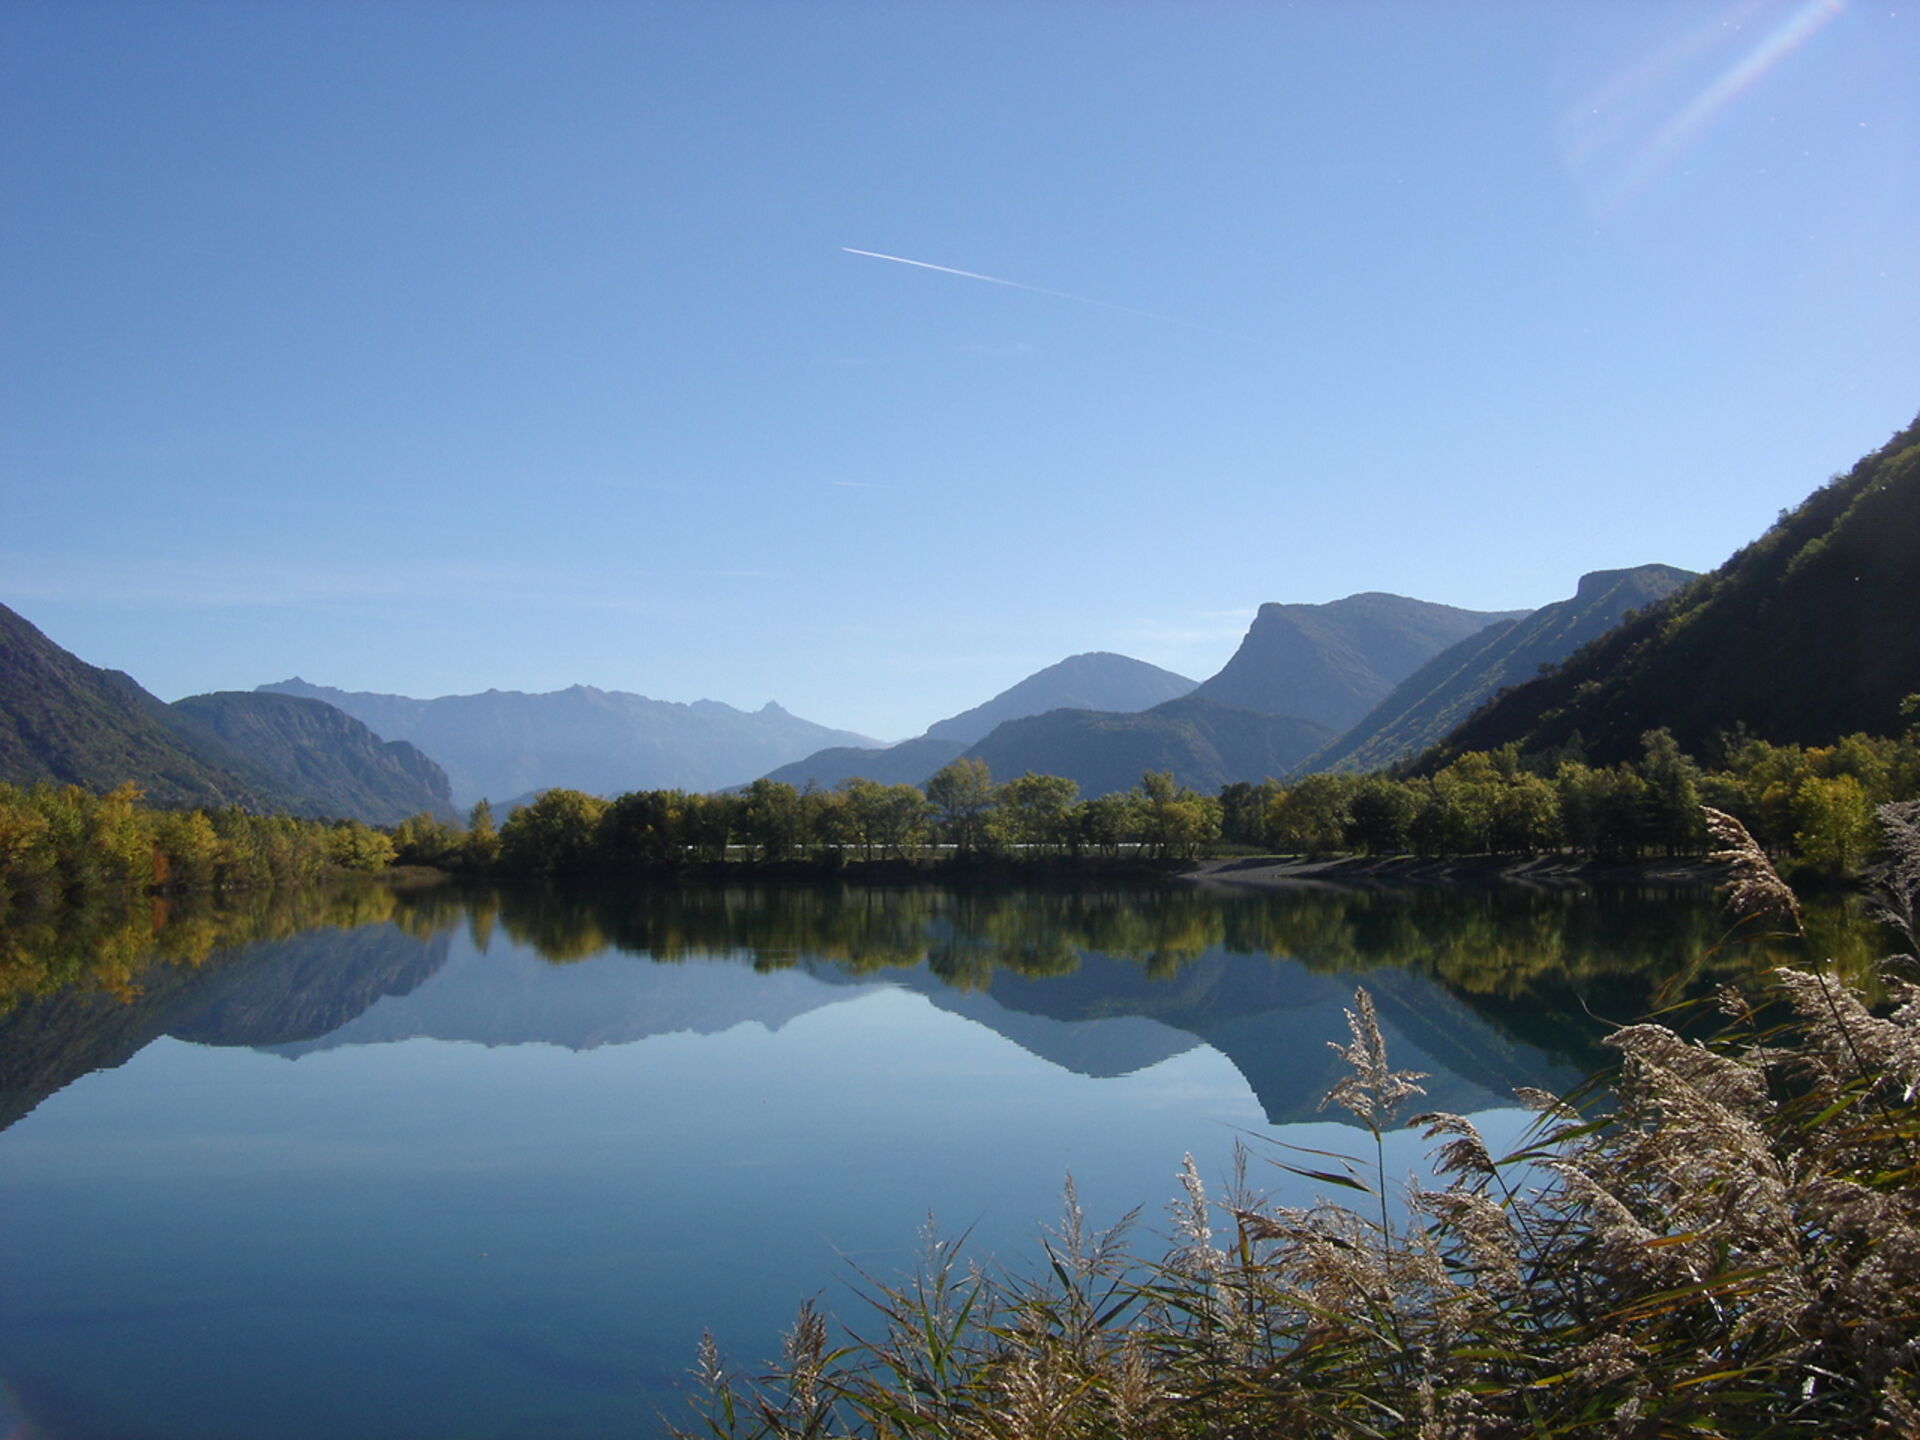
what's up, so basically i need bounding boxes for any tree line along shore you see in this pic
[3,721,1915,909]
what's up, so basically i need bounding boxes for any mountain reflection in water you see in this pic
[0,877,1856,1135]
[0,878,1874,1440]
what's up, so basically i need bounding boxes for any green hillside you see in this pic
[0,603,288,809]
[1428,415,1920,767]
[1,602,456,823]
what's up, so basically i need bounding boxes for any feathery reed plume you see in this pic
[1872,799,1920,959]
[1322,986,1428,1131]
[1702,805,1802,933]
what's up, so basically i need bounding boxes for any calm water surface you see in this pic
[0,879,1866,1438]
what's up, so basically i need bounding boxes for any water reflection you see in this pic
[0,877,1886,1440]
[0,876,1868,1136]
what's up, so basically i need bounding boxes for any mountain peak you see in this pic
[1572,563,1693,602]
[1195,594,1525,731]
[922,652,1197,746]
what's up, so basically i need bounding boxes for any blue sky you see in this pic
[4,0,1916,740]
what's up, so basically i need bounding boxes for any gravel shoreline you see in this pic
[1180,853,1733,890]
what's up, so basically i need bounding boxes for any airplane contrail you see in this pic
[840,246,1220,333]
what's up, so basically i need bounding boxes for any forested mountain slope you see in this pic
[0,602,289,810]
[0,604,454,823]
[1307,565,1694,773]
[171,692,454,825]
[1191,592,1526,731]
[1428,416,1920,767]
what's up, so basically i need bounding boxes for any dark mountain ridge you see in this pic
[760,736,968,791]
[0,602,455,822]
[1,601,293,810]
[1427,415,1920,767]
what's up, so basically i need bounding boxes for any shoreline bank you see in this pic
[1180,853,1734,890]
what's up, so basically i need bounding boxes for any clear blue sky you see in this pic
[4,0,1916,740]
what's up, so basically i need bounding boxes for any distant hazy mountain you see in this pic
[1304,565,1695,774]
[172,691,455,825]
[925,652,1197,746]
[760,651,1195,791]
[761,736,967,791]
[1429,414,1920,767]
[1192,593,1527,731]
[963,696,1334,798]
[0,601,288,809]
[259,678,876,807]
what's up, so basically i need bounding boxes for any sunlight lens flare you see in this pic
[1579,0,1845,211]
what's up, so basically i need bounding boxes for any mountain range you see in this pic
[171,690,454,824]
[256,678,875,808]
[964,697,1335,798]
[764,595,1532,797]
[7,409,1913,815]
[924,652,1198,745]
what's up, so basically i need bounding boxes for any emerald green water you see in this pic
[0,879,1871,1438]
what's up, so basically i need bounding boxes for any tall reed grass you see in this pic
[679,807,1920,1438]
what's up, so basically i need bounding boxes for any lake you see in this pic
[0,876,1868,1438]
